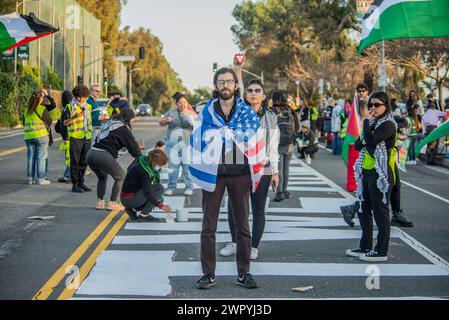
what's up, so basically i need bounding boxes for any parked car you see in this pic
[135,104,152,116]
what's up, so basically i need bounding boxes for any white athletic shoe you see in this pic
[184,189,194,196]
[250,247,259,260]
[219,242,237,257]
[38,179,51,185]
[165,189,174,196]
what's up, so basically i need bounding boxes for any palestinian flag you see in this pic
[0,12,58,53]
[358,0,449,54]
[342,93,361,192]
[415,120,449,158]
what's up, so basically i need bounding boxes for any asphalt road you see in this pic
[0,117,448,300]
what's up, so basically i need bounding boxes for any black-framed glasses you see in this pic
[358,89,367,93]
[246,88,263,94]
[369,102,385,109]
[216,79,236,87]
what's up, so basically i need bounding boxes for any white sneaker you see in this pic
[184,188,193,196]
[219,242,237,257]
[38,179,51,185]
[406,161,412,165]
[306,156,312,165]
[27,179,34,185]
[165,189,174,196]
[413,160,417,165]
[250,247,259,260]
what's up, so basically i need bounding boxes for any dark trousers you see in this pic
[227,174,272,249]
[201,174,251,276]
[359,168,393,256]
[390,164,401,213]
[87,149,125,201]
[426,126,438,164]
[299,145,318,158]
[121,184,164,214]
[70,138,91,186]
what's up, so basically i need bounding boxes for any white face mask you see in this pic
[154,165,161,171]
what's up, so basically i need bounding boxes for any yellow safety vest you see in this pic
[24,105,48,140]
[311,107,318,121]
[66,103,92,140]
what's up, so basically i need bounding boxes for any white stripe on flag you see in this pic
[0,12,36,43]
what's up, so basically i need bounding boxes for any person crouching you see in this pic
[297,120,318,163]
[120,150,172,221]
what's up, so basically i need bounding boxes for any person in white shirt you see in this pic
[422,101,448,164]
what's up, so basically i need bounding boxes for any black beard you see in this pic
[218,89,235,101]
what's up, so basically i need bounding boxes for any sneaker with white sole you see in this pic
[96,200,105,210]
[165,189,174,196]
[359,250,388,262]
[107,201,125,211]
[219,242,237,257]
[27,179,34,185]
[346,247,371,257]
[184,188,193,196]
[38,179,51,185]
[250,247,258,260]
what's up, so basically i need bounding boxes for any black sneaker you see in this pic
[391,210,414,228]
[125,208,138,221]
[196,275,216,290]
[58,177,70,183]
[79,184,92,192]
[359,250,388,262]
[273,193,284,202]
[72,185,85,193]
[283,191,291,199]
[236,273,258,289]
[345,247,371,257]
[340,204,357,228]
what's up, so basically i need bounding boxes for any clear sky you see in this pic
[121,0,241,92]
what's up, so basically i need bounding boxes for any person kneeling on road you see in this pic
[120,150,172,221]
[296,120,318,163]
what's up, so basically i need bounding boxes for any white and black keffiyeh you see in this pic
[354,114,396,207]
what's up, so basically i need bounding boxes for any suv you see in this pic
[135,104,152,116]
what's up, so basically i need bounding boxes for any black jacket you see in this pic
[122,159,162,207]
[355,119,396,156]
[92,124,141,159]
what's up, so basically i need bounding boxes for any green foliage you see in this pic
[44,66,63,90]
[0,72,18,127]
[187,87,213,106]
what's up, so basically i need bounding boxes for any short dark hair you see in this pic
[72,85,90,98]
[175,93,188,104]
[156,140,165,148]
[357,83,369,92]
[148,149,169,167]
[212,68,240,99]
[368,91,392,116]
[272,91,288,106]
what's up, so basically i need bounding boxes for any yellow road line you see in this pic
[32,210,121,300]
[0,138,62,157]
[57,212,129,300]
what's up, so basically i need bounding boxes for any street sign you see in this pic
[234,52,246,65]
[17,44,29,61]
[2,50,14,61]
[117,56,135,62]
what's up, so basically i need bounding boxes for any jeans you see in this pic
[332,132,341,155]
[277,145,293,195]
[165,140,193,190]
[407,135,418,161]
[25,136,49,181]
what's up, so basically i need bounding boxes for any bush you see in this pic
[0,72,18,127]
[44,66,63,90]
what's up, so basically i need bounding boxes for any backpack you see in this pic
[276,109,296,146]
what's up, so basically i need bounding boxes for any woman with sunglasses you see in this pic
[346,92,397,262]
[220,68,280,261]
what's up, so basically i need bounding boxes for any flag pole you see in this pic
[381,40,386,92]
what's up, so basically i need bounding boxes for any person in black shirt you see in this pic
[87,108,141,211]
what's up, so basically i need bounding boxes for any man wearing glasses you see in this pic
[195,68,259,290]
[88,84,103,142]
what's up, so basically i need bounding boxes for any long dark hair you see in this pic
[272,91,288,107]
[245,79,268,115]
[27,90,43,115]
[62,90,74,108]
[368,91,392,118]
[112,108,135,129]
[212,68,241,99]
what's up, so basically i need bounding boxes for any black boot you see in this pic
[72,185,85,193]
[391,210,414,228]
[79,184,92,192]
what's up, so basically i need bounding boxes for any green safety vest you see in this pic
[362,133,398,184]
[24,105,48,140]
[311,107,318,121]
[66,103,92,140]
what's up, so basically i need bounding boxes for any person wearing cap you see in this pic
[87,108,142,211]
[296,120,318,161]
[159,93,197,196]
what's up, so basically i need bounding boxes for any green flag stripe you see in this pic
[0,21,16,53]
[359,0,449,53]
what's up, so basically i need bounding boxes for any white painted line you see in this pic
[288,181,330,186]
[422,164,449,176]
[0,131,24,140]
[319,144,333,152]
[76,250,449,297]
[288,186,336,192]
[402,180,449,205]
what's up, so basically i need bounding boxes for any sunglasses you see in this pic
[369,102,385,109]
[246,88,263,94]
[358,89,367,93]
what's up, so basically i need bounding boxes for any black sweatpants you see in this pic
[70,137,91,186]
[390,163,401,214]
[358,168,393,256]
[227,173,272,249]
[201,174,251,276]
